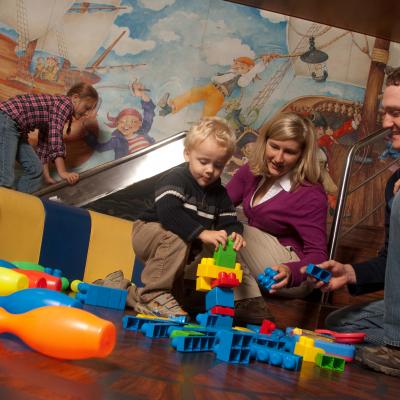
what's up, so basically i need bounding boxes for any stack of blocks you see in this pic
[121,243,354,372]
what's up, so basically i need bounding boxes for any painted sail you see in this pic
[36,0,122,70]
[0,0,72,43]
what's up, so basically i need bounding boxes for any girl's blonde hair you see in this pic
[249,112,321,188]
[184,116,236,157]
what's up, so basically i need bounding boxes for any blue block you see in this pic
[196,312,233,330]
[305,263,332,284]
[257,267,278,291]
[171,335,216,352]
[76,283,127,310]
[213,330,253,364]
[141,322,179,338]
[314,339,355,360]
[205,287,234,310]
[251,344,302,371]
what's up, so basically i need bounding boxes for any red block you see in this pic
[211,272,240,288]
[210,306,235,317]
[260,319,276,335]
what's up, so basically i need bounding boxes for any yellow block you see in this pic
[294,336,325,363]
[84,210,135,283]
[197,258,243,280]
[0,188,44,263]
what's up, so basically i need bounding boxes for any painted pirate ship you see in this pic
[0,0,137,100]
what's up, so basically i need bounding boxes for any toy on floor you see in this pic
[0,305,116,359]
[122,238,358,372]
[71,280,127,310]
[0,266,29,295]
[315,329,366,344]
[0,288,83,314]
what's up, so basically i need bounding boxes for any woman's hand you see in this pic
[269,264,291,293]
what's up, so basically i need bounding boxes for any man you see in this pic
[307,67,400,377]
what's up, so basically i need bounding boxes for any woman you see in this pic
[227,112,328,295]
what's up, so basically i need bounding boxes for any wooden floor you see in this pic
[0,303,399,400]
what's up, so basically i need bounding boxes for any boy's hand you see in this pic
[300,260,356,292]
[230,232,246,251]
[198,229,227,249]
[59,171,80,185]
[269,264,291,293]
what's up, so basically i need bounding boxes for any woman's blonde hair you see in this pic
[249,112,321,187]
[184,116,236,157]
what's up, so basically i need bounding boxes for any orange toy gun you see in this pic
[0,306,116,359]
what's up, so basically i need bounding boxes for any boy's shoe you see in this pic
[128,284,188,320]
[234,296,275,326]
[92,270,131,290]
[360,345,400,377]
[158,92,172,116]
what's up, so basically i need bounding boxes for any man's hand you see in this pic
[300,260,356,292]
[198,229,227,249]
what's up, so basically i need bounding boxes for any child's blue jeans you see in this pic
[0,111,43,193]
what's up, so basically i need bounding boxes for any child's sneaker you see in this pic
[128,284,188,320]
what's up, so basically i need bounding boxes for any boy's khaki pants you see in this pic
[132,220,263,304]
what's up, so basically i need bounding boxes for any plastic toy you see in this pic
[315,353,346,372]
[213,238,237,268]
[305,263,332,284]
[314,329,366,344]
[0,306,116,359]
[257,267,278,291]
[12,261,69,291]
[0,288,83,314]
[13,268,61,290]
[71,280,127,310]
[0,266,29,295]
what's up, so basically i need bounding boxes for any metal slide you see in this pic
[35,131,187,217]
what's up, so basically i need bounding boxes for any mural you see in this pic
[1,0,400,223]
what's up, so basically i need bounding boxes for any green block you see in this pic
[169,330,205,338]
[315,353,345,372]
[213,238,236,268]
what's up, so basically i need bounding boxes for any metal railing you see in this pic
[322,126,399,305]
[328,127,393,259]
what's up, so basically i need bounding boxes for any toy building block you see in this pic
[122,315,180,332]
[305,263,332,284]
[315,353,346,372]
[196,312,233,330]
[260,319,276,335]
[205,287,234,310]
[313,339,355,362]
[213,330,253,364]
[71,281,127,310]
[294,336,325,363]
[211,271,240,288]
[257,267,278,291]
[213,238,236,268]
[141,322,182,338]
[171,335,216,352]
[196,258,243,292]
[169,330,205,338]
[251,344,303,371]
[210,306,234,317]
